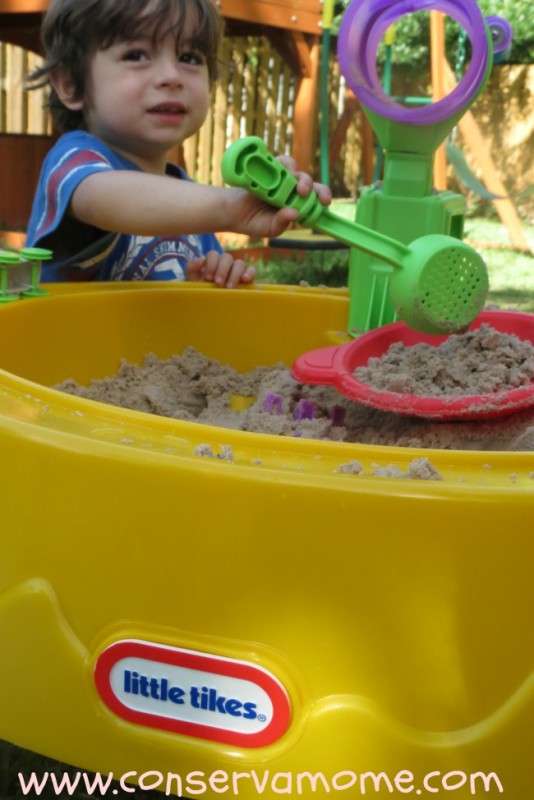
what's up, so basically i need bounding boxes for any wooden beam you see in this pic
[0,0,324,23]
[430,10,447,190]
[442,59,531,252]
[288,31,313,78]
[360,112,375,186]
[0,11,43,53]
[0,0,48,11]
[215,0,322,36]
[328,91,375,187]
[0,133,55,230]
[0,1,323,56]
[292,36,320,172]
[267,29,313,78]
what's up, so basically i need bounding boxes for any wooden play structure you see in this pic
[0,1,530,251]
[328,9,529,252]
[0,0,325,240]
[429,12,529,251]
[218,0,324,171]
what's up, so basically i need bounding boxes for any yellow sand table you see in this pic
[0,283,531,797]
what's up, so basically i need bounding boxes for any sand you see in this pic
[355,324,534,396]
[55,341,534,453]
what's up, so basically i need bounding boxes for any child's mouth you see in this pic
[148,104,186,117]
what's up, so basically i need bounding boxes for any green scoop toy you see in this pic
[221,136,488,335]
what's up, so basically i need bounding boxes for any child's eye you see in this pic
[179,51,205,66]
[122,49,149,62]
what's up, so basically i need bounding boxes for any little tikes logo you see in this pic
[94,640,291,747]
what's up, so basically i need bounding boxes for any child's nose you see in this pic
[157,56,184,87]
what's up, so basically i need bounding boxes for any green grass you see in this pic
[464,218,534,313]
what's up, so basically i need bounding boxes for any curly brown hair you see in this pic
[27,0,224,132]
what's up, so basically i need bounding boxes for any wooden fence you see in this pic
[184,35,300,186]
[0,40,49,134]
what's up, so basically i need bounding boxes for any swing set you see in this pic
[326,5,530,251]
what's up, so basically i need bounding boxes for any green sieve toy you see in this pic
[221,136,488,335]
[337,0,494,333]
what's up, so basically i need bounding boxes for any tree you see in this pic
[333,0,533,68]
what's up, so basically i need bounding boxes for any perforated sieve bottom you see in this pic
[416,247,489,332]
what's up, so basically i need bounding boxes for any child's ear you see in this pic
[49,65,84,110]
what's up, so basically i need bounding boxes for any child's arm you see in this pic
[69,164,331,241]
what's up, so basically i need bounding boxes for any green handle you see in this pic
[221,137,409,268]
[221,136,324,225]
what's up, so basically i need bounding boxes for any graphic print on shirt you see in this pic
[109,234,205,281]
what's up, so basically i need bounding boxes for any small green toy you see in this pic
[0,248,52,303]
[19,247,53,297]
[0,252,22,304]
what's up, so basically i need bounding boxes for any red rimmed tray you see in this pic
[291,311,534,421]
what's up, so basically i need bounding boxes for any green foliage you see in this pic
[477,0,534,63]
[255,249,349,287]
[332,0,534,67]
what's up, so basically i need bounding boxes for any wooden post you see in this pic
[328,92,376,188]
[442,59,531,252]
[292,35,320,172]
[328,91,358,173]
[430,10,447,190]
[215,0,322,36]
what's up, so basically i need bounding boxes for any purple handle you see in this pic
[338,0,491,125]
[485,16,513,61]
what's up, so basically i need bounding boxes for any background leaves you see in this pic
[332,0,534,69]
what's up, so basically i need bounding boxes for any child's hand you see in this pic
[186,250,256,288]
[277,154,332,207]
[229,155,332,240]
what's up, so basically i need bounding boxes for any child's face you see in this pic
[82,14,211,170]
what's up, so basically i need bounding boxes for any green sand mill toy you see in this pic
[222,136,488,335]
[337,0,494,334]
[223,0,497,336]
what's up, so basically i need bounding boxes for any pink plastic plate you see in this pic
[291,311,534,421]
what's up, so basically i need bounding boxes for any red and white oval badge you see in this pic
[95,640,291,747]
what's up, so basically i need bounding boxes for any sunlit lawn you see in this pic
[463,217,534,313]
